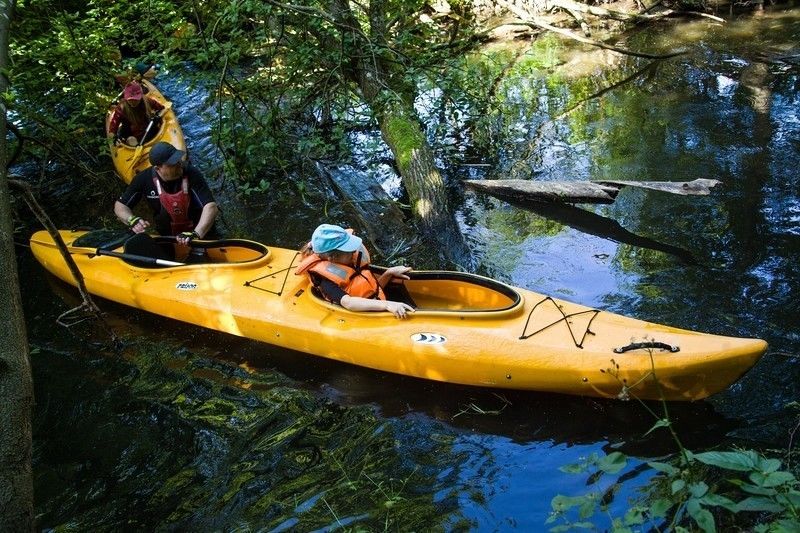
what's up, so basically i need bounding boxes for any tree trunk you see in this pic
[326,0,470,266]
[0,0,35,530]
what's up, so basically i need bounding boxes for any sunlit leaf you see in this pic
[597,452,627,474]
[551,494,589,512]
[693,451,757,471]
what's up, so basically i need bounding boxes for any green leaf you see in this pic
[648,461,678,476]
[644,418,671,436]
[740,483,777,496]
[578,499,595,520]
[649,498,675,518]
[551,494,590,512]
[672,479,686,494]
[771,519,800,532]
[597,452,627,474]
[693,451,756,471]
[749,470,796,488]
[688,481,709,498]
[699,493,738,513]
[686,501,716,533]
[623,506,645,525]
[756,457,782,473]
[778,489,800,507]
[736,496,784,512]
[560,463,586,474]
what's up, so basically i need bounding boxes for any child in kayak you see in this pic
[295,224,415,319]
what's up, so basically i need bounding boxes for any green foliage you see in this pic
[9,0,488,194]
[550,445,799,531]
[549,402,800,532]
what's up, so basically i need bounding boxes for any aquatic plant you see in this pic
[547,349,800,532]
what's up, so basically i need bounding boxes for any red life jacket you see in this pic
[295,246,386,301]
[153,172,193,235]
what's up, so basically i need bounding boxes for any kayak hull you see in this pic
[106,80,186,184]
[29,230,768,401]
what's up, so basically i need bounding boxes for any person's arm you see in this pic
[191,202,218,239]
[114,200,150,233]
[340,295,414,319]
[107,108,122,142]
[377,266,412,288]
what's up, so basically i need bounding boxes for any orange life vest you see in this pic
[295,246,386,301]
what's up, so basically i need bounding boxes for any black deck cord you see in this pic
[243,252,300,296]
[519,296,600,349]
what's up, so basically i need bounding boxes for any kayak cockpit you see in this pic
[402,271,521,312]
[180,239,269,264]
[309,268,523,315]
[71,230,269,268]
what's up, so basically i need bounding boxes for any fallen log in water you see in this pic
[463,178,721,204]
[316,163,416,258]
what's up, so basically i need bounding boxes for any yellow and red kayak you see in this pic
[105,79,186,184]
[29,229,768,401]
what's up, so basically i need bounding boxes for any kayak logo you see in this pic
[176,281,197,291]
[411,333,447,345]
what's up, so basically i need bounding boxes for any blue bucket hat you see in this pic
[311,224,362,254]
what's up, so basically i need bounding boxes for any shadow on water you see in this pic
[499,196,699,265]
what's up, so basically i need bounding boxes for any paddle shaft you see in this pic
[127,101,171,171]
[93,248,184,267]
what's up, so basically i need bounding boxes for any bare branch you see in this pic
[496,0,688,60]
[9,178,119,343]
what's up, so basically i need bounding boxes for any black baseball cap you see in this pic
[149,142,185,166]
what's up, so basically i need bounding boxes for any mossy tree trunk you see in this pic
[0,0,35,530]
[326,0,470,265]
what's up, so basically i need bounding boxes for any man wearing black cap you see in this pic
[114,141,219,247]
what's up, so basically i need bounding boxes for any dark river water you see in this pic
[22,7,800,531]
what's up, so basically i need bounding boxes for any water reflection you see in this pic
[489,195,699,264]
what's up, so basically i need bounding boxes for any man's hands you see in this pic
[177,231,199,246]
[127,215,150,234]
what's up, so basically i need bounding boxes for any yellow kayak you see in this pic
[105,79,186,184]
[29,229,768,401]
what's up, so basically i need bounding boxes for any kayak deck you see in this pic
[29,229,769,401]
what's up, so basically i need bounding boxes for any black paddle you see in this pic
[92,248,184,267]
